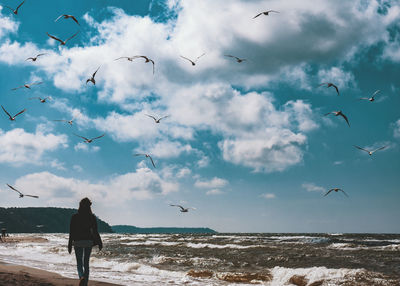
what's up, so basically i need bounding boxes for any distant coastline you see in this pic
[112,225,217,234]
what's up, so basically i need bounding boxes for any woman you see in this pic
[68,198,103,286]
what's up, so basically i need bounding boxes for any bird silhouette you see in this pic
[11,82,43,90]
[29,97,51,103]
[134,153,156,168]
[253,10,279,18]
[5,0,25,15]
[324,111,350,127]
[319,82,340,95]
[224,54,246,63]
[55,14,80,25]
[358,90,380,102]
[26,53,46,62]
[324,188,348,197]
[74,133,105,143]
[170,204,196,213]
[6,184,39,198]
[53,119,73,125]
[1,106,26,121]
[145,114,169,123]
[86,66,100,85]
[46,31,79,46]
[354,145,386,156]
[180,53,205,66]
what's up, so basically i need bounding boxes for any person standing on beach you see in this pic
[68,198,103,286]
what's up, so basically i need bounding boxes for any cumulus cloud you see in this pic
[195,177,228,189]
[0,7,19,38]
[74,142,100,152]
[260,193,276,199]
[394,119,400,138]
[13,168,179,205]
[302,182,325,193]
[0,128,68,166]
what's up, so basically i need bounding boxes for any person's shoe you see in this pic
[79,277,85,286]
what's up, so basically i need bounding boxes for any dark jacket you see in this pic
[68,213,102,251]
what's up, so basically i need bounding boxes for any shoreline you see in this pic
[0,261,122,286]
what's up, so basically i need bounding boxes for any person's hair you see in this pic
[78,197,93,216]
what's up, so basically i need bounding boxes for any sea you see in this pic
[0,233,399,285]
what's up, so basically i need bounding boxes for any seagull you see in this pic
[46,31,79,46]
[180,53,206,66]
[354,145,386,156]
[74,133,105,143]
[11,82,43,90]
[358,90,380,102]
[26,53,46,62]
[134,153,156,168]
[53,119,73,126]
[253,10,279,18]
[115,56,155,74]
[169,204,195,213]
[224,55,246,63]
[1,105,26,121]
[145,114,169,123]
[324,188,348,197]
[6,184,39,199]
[55,14,80,25]
[324,111,350,127]
[318,82,340,96]
[86,66,100,85]
[4,0,25,15]
[29,97,51,103]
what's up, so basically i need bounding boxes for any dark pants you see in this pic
[74,246,92,285]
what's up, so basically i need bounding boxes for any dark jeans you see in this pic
[74,246,92,285]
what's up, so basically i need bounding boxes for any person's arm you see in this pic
[68,216,73,254]
[92,216,103,251]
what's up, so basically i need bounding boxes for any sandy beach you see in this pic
[0,236,121,286]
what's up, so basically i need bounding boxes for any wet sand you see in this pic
[0,263,122,286]
[0,236,121,285]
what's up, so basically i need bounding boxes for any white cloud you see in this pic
[13,168,179,205]
[144,140,193,158]
[317,67,356,95]
[394,119,400,138]
[176,167,191,178]
[74,142,100,152]
[0,128,68,166]
[206,189,224,195]
[302,182,325,193]
[195,177,228,189]
[260,193,276,199]
[0,7,19,38]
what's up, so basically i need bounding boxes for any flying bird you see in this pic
[358,90,380,102]
[55,14,80,25]
[324,111,350,127]
[26,53,46,62]
[115,56,155,74]
[29,97,51,103]
[319,82,340,96]
[354,145,386,156]
[11,82,43,90]
[46,31,79,46]
[53,119,73,125]
[4,0,25,15]
[224,55,246,63]
[86,66,100,85]
[180,53,206,66]
[145,114,169,123]
[74,133,105,143]
[6,184,39,198]
[169,204,195,213]
[1,105,26,121]
[253,10,279,18]
[134,153,156,168]
[324,188,348,197]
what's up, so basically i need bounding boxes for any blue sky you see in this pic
[0,0,399,233]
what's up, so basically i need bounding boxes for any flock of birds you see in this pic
[0,2,389,208]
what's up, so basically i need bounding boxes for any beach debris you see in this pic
[216,272,272,283]
[288,275,308,286]
[187,269,214,279]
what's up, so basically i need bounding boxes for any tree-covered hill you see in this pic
[0,207,113,233]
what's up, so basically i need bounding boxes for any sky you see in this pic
[0,0,399,233]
